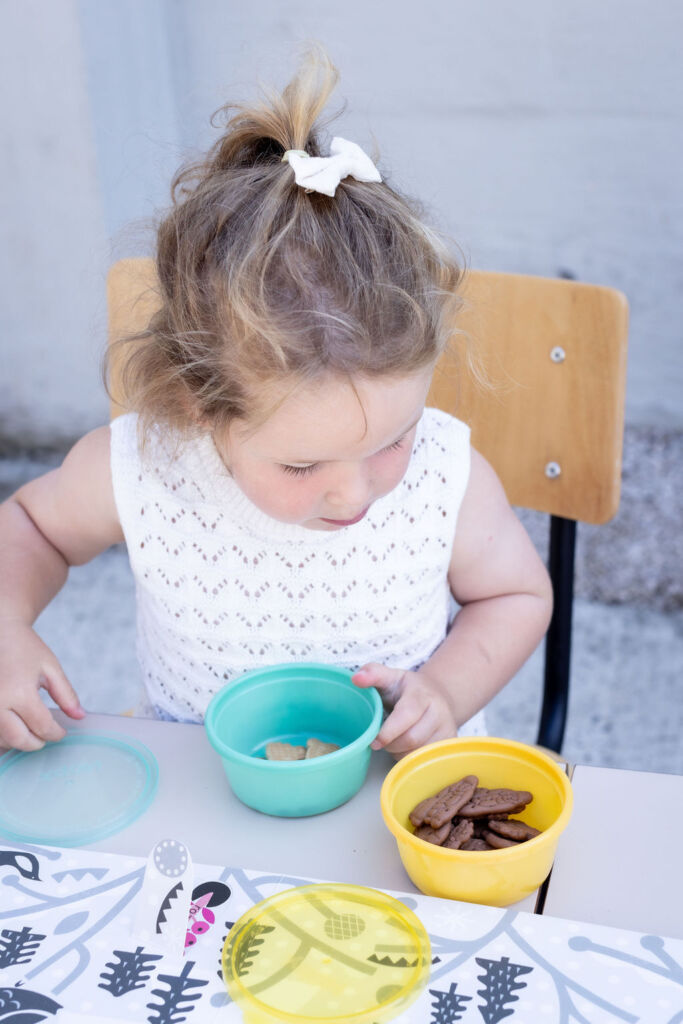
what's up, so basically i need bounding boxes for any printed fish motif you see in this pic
[0,985,61,1020]
[0,851,40,881]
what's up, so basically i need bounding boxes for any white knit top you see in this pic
[109,407,486,735]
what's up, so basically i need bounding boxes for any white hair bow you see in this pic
[282,137,381,197]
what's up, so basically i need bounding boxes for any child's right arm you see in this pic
[0,427,124,751]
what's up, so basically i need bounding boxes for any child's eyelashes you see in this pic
[278,435,408,478]
[280,463,319,478]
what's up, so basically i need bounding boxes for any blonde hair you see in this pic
[111,47,465,436]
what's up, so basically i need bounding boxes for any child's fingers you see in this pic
[371,689,430,751]
[352,662,404,687]
[0,706,59,752]
[40,666,85,721]
[23,695,69,744]
[382,712,453,758]
[352,663,406,707]
[374,692,458,755]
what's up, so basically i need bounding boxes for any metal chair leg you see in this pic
[537,515,577,752]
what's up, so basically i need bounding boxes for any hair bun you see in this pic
[195,46,338,179]
[115,45,463,442]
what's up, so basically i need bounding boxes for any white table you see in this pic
[542,763,683,939]
[3,713,683,1023]
[7,713,683,936]
[46,710,541,913]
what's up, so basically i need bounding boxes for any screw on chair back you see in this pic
[107,260,629,752]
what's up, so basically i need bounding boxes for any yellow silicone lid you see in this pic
[222,883,431,1024]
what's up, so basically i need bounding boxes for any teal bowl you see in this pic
[205,663,383,817]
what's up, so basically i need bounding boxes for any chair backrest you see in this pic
[426,269,627,754]
[428,270,629,525]
[107,258,629,753]
[108,259,628,525]
[107,258,160,419]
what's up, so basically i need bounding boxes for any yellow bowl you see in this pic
[380,736,573,907]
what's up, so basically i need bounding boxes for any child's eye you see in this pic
[280,463,319,477]
[381,434,407,454]
[279,435,407,478]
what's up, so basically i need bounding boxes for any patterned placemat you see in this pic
[0,840,681,1022]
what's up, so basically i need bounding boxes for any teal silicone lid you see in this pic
[0,731,159,846]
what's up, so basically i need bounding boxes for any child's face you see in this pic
[218,369,433,530]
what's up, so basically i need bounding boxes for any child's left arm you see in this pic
[353,448,553,756]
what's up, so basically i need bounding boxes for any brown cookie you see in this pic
[461,838,494,851]
[265,741,306,761]
[414,821,452,846]
[424,775,479,828]
[481,829,519,849]
[471,813,508,836]
[443,818,475,850]
[487,818,541,842]
[458,787,533,818]
[409,795,438,828]
[305,738,340,758]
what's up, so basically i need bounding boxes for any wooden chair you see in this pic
[107,259,629,753]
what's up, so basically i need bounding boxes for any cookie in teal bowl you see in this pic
[204,663,383,817]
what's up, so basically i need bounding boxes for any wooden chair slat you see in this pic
[107,258,160,417]
[428,270,629,524]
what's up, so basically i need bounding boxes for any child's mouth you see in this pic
[320,506,369,527]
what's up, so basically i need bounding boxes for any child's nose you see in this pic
[325,463,372,510]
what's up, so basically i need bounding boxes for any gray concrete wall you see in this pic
[1,1,681,443]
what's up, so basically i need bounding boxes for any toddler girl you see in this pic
[0,50,552,756]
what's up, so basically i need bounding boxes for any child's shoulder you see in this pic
[420,406,471,451]
[109,412,143,478]
[109,411,143,450]
[14,425,124,560]
[109,413,217,506]
[403,407,471,504]
[109,413,187,466]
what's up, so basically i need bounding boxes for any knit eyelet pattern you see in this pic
[110,408,485,734]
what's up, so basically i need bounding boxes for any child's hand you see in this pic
[0,621,85,752]
[352,662,458,758]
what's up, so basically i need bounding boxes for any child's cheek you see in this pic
[265,490,312,521]
[247,473,319,523]
[374,447,414,498]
